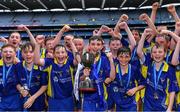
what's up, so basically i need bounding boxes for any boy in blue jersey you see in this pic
[106,37,122,110]
[80,36,115,111]
[107,47,145,111]
[137,29,179,111]
[171,40,180,111]
[16,43,47,111]
[7,32,22,61]
[34,35,80,111]
[0,44,22,111]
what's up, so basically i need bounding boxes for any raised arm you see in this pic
[0,37,8,44]
[104,52,115,84]
[17,24,36,44]
[175,21,180,36]
[97,25,111,36]
[161,29,180,49]
[139,13,159,34]
[118,22,136,51]
[171,40,180,66]
[52,25,71,47]
[137,28,151,61]
[34,42,45,66]
[67,38,81,65]
[114,14,129,39]
[167,5,180,22]
[151,2,159,23]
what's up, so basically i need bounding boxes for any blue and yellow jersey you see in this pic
[143,57,179,110]
[108,64,145,107]
[16,61,48,95]
[42,56,74,99]
[40,48,47,59]
[16,61,48,110]
[0,59,19,96]
[83,55,110,101]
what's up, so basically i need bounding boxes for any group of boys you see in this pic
[0,2,179,111]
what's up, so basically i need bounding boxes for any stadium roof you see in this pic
[0,0,179,11]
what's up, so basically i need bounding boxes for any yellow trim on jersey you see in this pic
[140,61,169,99]
[70,66,74,85]
[54,57,68,65]
[115,64,128,74]
[103,83,108,100]
[176,71,180,104]
[40,48,46,59]
[22,61,39,70]
[165,79,170,105]
[46,65,53,97]
[0,59,3,66]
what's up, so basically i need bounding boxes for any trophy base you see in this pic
[79,88,96,93]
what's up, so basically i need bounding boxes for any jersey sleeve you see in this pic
[41,58,53,70]
[134,66,146,86]
[40,71,48,86]
[168,66,179,93]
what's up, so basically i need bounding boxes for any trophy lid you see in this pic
[81,52,95,68]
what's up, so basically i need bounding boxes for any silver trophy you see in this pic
[79,52,96,93]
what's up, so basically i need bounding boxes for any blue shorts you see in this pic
[0,94,22,111]
[177,104,180,111]
[107,94,115,110]
[48,96,74,111]
[25,95,46,111]
[83,100,107,111]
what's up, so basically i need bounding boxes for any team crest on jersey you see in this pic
[53,76,58,82]
[99,70,103,77]
[113,86,119,92]
[160,78,165,84]
[0,79,3,85]
[147,78,150,84]
[129,81,132,86]
[66,69,70,74]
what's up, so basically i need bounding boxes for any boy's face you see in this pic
[22,46,34,64]
[54,47,68,64]
[118,53,131,66]
[155,36,169,50]
[151,46,165,63]
[89,39,103,55]
[8,32,21,48]
[64,35,74,50]
[109,40,122,51]
[2,47,16,65]
[73,39,84,52]
[46,39,54,53]
[132,30,140,42]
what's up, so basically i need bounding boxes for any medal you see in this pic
[118,64,131,90]
[153,63,164,100]
[154,92,159,100]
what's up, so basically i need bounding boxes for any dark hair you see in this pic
[9,31,21,39]
[1,44,16,52]
[109,37,121,45]
[73,36,83,40]
[151,42,166,53]
[117,46,131,56]
[156,34,171,42]
[53,44,67,53]
[45,37,54,45]
[89,36,103,44]
[21,42,35,52]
